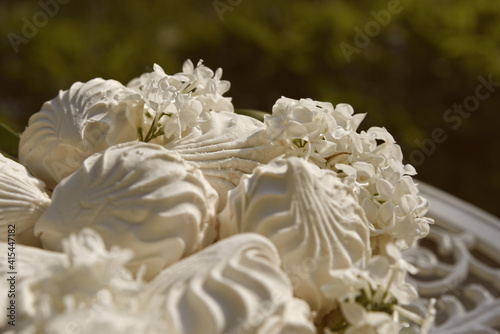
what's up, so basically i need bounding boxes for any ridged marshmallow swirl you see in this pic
[0,229,139,331]
[0,153,51,247]
[219,157,371,316]
[145,233,316,334]
[19,78,144,189]
[34,142,218,280]
[0,231,315,333]
[165,111,284,211]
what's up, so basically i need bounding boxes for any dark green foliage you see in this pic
[0,123,19,158]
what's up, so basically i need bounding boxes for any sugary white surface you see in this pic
[0,230,315,334]
[19,78,144,189]
[145,232,316,334]
[165,111,284,211]
[0,153,51,247]
[34,142,218,280]
[219,157,371,316]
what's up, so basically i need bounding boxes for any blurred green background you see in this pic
[1,0,499,218]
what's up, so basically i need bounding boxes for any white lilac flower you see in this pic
[127,60,233,143]
[339,146,433,251]
[264,97,337,159]
[339,301,400,334]
[173,59,233,112]
[264,96,433,251]
[322,255,417,309]
[0,229,158,333]
[322,249,435,334]
[0,230,316,333]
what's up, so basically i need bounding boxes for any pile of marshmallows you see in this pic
[0,60,435,333]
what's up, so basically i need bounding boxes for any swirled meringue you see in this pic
[0,153,50,247]
[219,157,371,316]
[34,142,218,280]
[165,111,285,211]
[146,233,316,334]
[0,228,153,332]
[0,230,314,333]
[19,78,144,189]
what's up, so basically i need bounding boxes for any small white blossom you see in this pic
[3,229,169,333]
[264,96,433,251]
[128,60,233,142]
[340,301,400,334]
[264,97,337,158]
[322,251,434,334]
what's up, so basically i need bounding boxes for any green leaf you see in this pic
[0,123,20,159]
[234,109,268,122]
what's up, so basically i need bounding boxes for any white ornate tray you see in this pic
[405,182,500,334]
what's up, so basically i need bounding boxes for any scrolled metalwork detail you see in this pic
[403,182,500,334]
